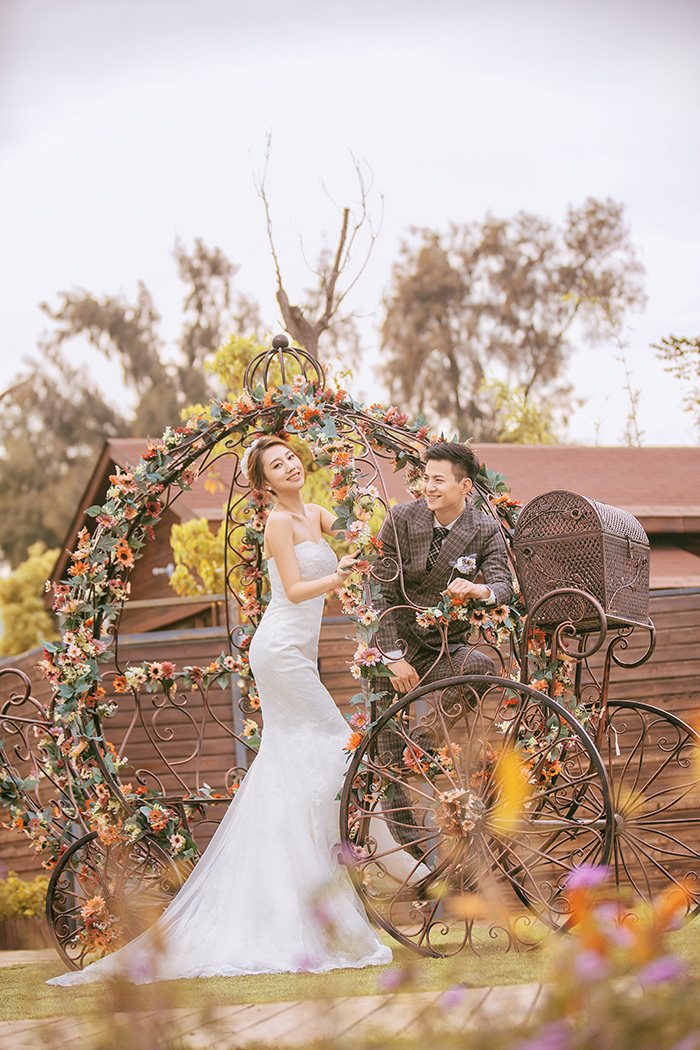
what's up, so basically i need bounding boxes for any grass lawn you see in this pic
[1,921,699,1023]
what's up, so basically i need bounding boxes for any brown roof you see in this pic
[106,441,700,528]
[470,446,700,533]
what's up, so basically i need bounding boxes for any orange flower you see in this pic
[403,746,429,775]
[113,540,134,568]
[113,675,128,693]
[68,560,89,577]
[346,731,363,752]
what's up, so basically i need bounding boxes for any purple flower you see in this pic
[378,967,406,992]
[566,863,610,890]
[638,954,687,986]
[514,1019,572,1050]
[439,984,467,1009]
[573,949,612,983]
[670,1033,700,1050]
[608,923,636,950]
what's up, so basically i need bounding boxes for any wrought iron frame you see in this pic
[0,334,697,967]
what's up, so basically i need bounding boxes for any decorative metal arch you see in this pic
[2,333,696,971]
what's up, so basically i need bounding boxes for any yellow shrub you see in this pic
[0,872,49,920]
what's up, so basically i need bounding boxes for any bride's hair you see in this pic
[246,435,296,492]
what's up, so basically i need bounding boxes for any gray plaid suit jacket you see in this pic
[374,497,514,667]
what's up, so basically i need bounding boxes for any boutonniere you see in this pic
[450,554,477,577]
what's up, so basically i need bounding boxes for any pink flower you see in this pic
[566,863,610,890]
[356,642,384,667]
[439,984,466,1010]
[638,955,687,986]
[377,968,408,992]
[573,949,612,983]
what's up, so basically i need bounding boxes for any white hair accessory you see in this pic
[239,438,264,483]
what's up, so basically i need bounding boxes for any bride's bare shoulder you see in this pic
[307,503,334,529]
[265,509,293,538]
[264,508,294,556]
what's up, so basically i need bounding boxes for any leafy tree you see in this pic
[0,351,126,567]
[653,335,700,439]
[479,381,558,444]
[0,541,60,656]
[380,197,646,441]
[174,237,264,408]
[39,238,253,438]
[0,241,259,568]
[170,518,226,597]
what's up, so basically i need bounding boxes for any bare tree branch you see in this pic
[255,142,382,359]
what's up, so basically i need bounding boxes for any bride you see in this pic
[48,434,392,985]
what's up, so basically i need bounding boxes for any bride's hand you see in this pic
[335,552,360,585]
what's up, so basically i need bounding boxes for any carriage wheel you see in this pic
[46,832,184,970]
[340,675,614,957]
[603,701,700,921]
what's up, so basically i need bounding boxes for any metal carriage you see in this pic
[0,336,698,969]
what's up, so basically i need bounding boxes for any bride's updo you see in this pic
[244,435,295,492]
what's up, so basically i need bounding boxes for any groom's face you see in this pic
[422,460,473,519]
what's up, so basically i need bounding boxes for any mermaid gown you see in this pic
[48,539,391,984]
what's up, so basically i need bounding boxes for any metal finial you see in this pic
[243,335,325,394]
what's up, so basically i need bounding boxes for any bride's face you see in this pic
[261,444,304,493]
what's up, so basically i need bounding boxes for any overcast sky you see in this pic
[1,0,699,445]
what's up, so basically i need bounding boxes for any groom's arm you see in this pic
[374,507,423,693]
[476,520,514,605]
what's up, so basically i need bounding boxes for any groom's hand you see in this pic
[446,578,491,601]
[387,659,421,694]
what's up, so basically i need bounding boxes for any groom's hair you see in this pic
[423,442,480,484]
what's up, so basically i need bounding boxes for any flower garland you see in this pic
[0,361,535,883]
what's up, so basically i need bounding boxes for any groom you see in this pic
[371,442,514,861]
[375,441,514,692]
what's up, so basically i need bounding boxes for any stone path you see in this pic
[0,950,545,1049]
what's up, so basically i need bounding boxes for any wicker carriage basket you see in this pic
[513,489,651,628]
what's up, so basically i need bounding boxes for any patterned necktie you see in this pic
[426,525,450,570]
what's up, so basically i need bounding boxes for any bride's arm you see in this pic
[318,505,343,538]
[265,513,356,605]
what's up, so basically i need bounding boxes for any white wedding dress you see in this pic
[48,539,392,985]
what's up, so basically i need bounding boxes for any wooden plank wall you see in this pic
[587,589,700,724]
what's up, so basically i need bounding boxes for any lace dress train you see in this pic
[48,540,391,985]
